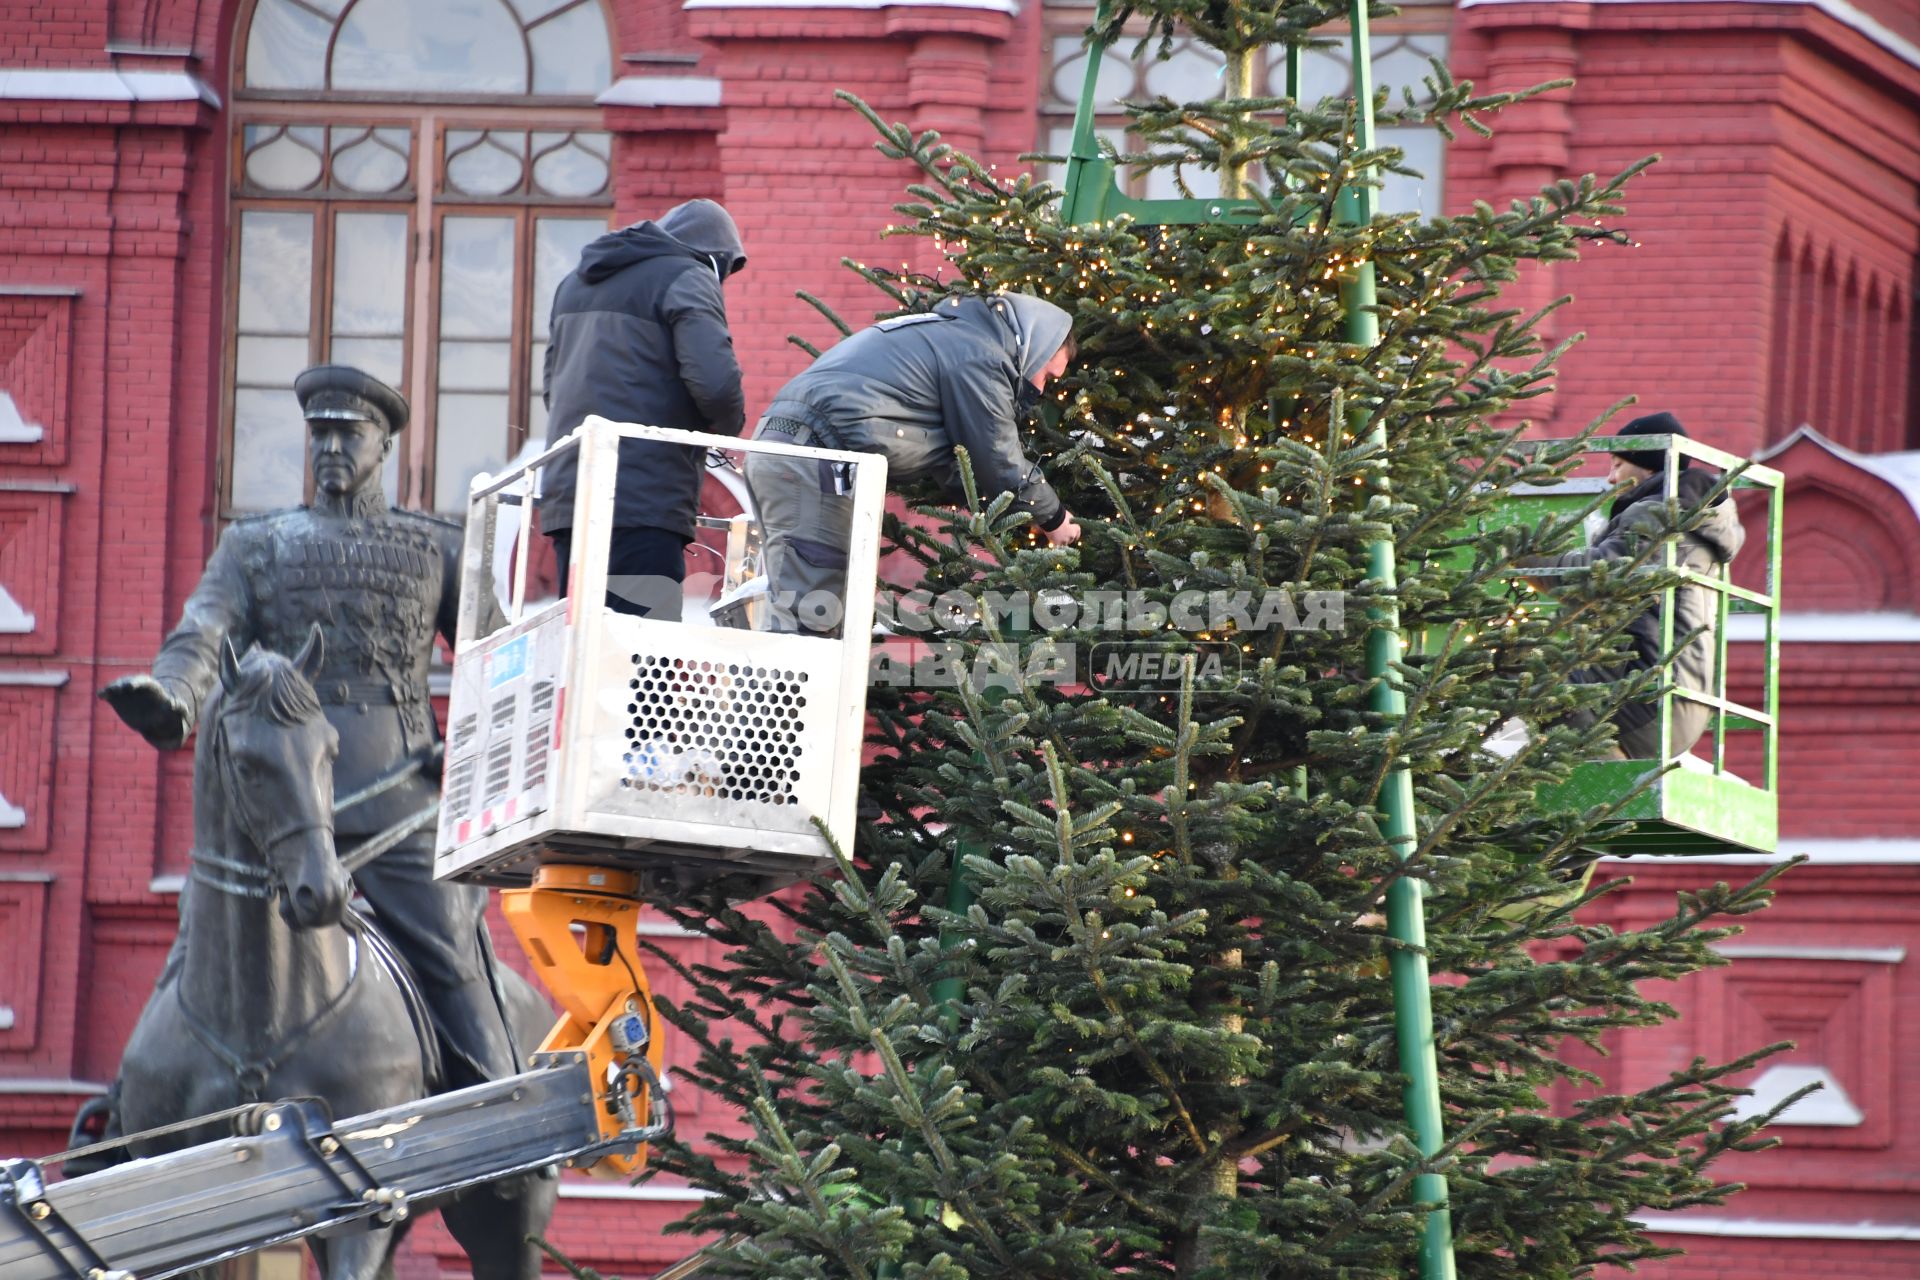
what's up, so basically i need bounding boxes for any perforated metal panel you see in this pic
[576,613,843,844]
[621,655,811,807]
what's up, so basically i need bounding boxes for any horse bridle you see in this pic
[187,707,332,902]
[178,695,371,1102]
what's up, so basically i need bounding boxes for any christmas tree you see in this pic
[637,5,1797,1276]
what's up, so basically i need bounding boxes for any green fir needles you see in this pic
[630,12,1796,1278]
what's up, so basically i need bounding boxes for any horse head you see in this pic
[206,625,347,928]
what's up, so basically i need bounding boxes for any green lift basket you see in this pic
[1490,435,1784,856]
[1058,1,1293,225]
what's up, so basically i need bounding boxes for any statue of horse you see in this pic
[116,630,561,1280]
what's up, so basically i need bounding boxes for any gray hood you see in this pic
[656,198,747,278]
[939,292,1072,383]
[999,293,1072,382]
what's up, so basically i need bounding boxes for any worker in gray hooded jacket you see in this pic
[746,293,1082,636]
[1524,412,1746,759]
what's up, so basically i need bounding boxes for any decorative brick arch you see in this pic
[1745,427,1920,613]
[128,0,660,97]
[1766,221,1917,455]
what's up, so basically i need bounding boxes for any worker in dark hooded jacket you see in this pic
[1524,412,1746,759]
[538,198,747,619]
[746,293,1082,636]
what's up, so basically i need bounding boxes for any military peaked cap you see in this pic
[295,365,410,435]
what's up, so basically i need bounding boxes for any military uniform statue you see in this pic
[101,365,517,1091]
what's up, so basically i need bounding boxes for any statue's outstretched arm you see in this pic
[102,528,258,748]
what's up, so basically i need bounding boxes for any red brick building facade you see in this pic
[0,0,1916,1276]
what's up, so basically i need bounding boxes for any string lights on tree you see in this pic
[623,9,1796,1279]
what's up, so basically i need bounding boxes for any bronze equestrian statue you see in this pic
[116,631,557,1280]
[100,365,519,1097]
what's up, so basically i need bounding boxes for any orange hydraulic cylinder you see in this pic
[501,864,667,1178]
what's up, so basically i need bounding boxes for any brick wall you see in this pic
[1588,859,1920,1274]
[1636,1234,1920,1279]
[1450,1,1920,456]
[2,3,1919,1278]
[0,55,220,1093]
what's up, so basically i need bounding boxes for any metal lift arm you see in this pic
[0,1055,663,1280]
[0,422,794,1280]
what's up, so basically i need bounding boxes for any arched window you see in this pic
[1039,2,1451,217]
[226,0,616,515]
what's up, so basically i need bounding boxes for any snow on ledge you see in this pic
[685,0,1020,12]
[1714,943,1906,964]
[0,670,68,686]
[0,585,33,634]
[559,1181,714,1201]
[0,391,44,443]
[1725,611,1920,643]
[1456,0,1920,73]
[596,76,722,108]
[0,68,221,107]
[1732,1063,1864,1126]
[1761,425,1920,527]
[1633,1213,1920,1241]
[0,1078,110,1096]
[1604,837,1920,865]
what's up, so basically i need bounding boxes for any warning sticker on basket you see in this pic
[489,635,529,688]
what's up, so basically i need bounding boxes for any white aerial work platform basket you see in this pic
[433,415,886,902]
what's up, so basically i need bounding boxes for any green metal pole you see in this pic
[886,696,999,1280]
[929,838,977,1015]
[1337,7,1457,1279]
[1059,1,1117,226]
[1657,445,1678,761]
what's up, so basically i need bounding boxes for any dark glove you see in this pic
[100,675,192,749]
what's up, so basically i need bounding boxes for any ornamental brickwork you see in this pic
[0,1,1917,1276]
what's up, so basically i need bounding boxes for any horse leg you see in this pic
[307,1223,404,1280]
[434,931,564,1280]
[437,1168,562,1280]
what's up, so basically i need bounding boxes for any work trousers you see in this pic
[743,419,854,638]
[1567,666,1707,760]
[549,524,689,621]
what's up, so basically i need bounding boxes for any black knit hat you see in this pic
[1616,411,1690,472]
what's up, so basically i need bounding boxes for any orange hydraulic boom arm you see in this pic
[501,864,667,1178]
